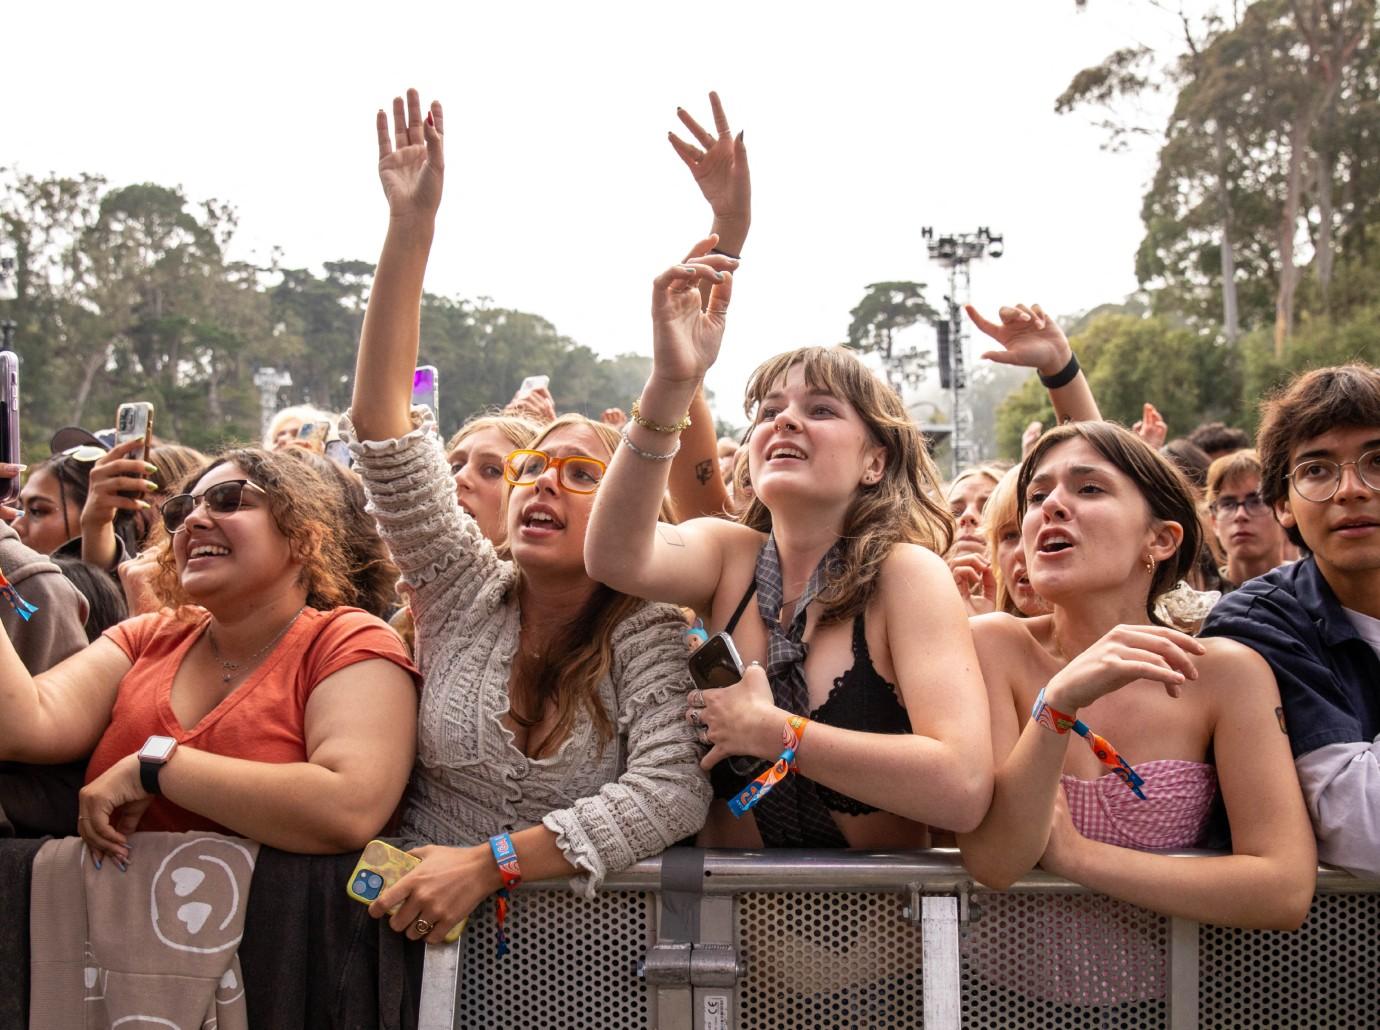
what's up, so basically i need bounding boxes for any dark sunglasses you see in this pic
[162,479,268,534]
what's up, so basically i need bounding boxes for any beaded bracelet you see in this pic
[620,423,681,462]
[630,399,692,434]
[728,716,809,817]
[1031,688,1147,799]
[488,832,522,957]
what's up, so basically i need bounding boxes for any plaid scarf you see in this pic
[747,535,848,848]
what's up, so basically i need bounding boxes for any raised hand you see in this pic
[669,93,750,233]
[503,385,556,426]
[1045,624,1206,713]
[1021,420,1045,458]
[651,236,737,385]
[376,88,444,221]
[1132,403,1168,450]
[966,303,1073,378]
[600,408,628,430]
[948,552,997,616]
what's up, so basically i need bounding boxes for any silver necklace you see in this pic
[206,607,306,685]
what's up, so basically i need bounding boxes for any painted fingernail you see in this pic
[144,463,158,473]
[93,856,102,870]
[714,272,725,281]
[116,860,128,873]
[144,480,160,491]
[137,500,151,510]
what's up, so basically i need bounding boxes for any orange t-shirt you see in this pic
[86,606,419,833]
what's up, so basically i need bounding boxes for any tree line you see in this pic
[0,171,650,458]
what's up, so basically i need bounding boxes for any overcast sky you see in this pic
[5,0,1210,421]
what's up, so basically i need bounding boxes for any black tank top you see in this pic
[711,579,911,816]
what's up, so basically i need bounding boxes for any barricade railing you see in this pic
[422,848,1380,1029]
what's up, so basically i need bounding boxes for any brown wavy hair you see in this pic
[152,448,356,612]
[1016,422,1202,625]
[737,346,955,624]
[504,414,675,759]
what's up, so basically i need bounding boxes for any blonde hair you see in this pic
[263,405,334,449]
[505,414,674,758]
[446,413,541,456]
[982,466,1025,616]
[738,346,955,623]
[947,464,1006,504]
[1205,449,1264,506]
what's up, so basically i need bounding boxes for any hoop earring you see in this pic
[1145,553,1156,576]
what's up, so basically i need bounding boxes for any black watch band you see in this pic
[1039,352,1081,389]
[139,759,163,796]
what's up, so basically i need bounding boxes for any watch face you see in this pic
[140,735,177,762]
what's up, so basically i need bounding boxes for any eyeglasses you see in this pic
[1209,493,1269,518]
[161,479,268,534]
[503,450,606,494]
[1287,449,1380,503]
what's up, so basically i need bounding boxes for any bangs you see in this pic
[743,347,883,422]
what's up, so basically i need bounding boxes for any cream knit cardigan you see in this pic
[343,412,710,894]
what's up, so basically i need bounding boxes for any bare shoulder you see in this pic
[877,541,954,593]
[969,610,1044,657]
[1196,634,1279,699]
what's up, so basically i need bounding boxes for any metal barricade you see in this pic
[419,849,1380,1029]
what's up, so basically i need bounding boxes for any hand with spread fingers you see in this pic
[376,88,445,221]
[651,237,737,386]
[965,303,1073,379]
[690,663,783,772]
[369,843,498,945]
[669,92,750,240]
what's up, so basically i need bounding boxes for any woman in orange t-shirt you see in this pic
[0,447,418,867]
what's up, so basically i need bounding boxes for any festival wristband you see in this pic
[728,716,809,818]
[0,569,38,622]
[488,832,521,957]
[1038,352,1081,389]
[1031,687,1076,734]
[1032,688,1145,798]
[1071,721,1147,800]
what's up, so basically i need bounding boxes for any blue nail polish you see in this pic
[117,860,128,873]
[93,857,102,870]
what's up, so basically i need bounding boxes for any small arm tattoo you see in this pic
[695,459,714,486]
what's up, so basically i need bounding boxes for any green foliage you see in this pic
[0,169,651,459]
[846,281,938,359]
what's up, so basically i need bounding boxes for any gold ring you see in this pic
[414,918,434,936]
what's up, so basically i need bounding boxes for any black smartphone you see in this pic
[0,352,19,503]
[688,631,745,692]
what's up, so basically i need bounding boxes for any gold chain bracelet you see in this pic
[630,399,692,434]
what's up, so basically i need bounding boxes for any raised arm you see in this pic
[351,88,445,443]
[80,438,155,571]
[665,93,747,521]
[966,303,1101,424]
[584,240,737,611]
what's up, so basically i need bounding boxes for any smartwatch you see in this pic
[137,735,178,795]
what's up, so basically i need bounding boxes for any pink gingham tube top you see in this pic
[1061,760,1218,852]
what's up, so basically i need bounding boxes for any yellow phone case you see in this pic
[346,840,467,943]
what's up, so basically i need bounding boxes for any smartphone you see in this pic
[115,402,155,463]
[346,840,466,943]
[517,374,549,397]
[688,631,745,692]
[412,365,439,418]
[296,421,329,448]
[0,352,18,504]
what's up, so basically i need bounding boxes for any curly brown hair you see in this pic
[737,346,955,624]
[152,448,356,612]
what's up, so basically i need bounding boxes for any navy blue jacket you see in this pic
[1201,557,1380,757]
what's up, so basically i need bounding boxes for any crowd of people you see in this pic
[1,87,1377,1015]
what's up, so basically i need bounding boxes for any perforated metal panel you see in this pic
[1199,890,1380,1028]
[960,892,1168,1028]
[455,890,654,1028]
[734,891,926,1028]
